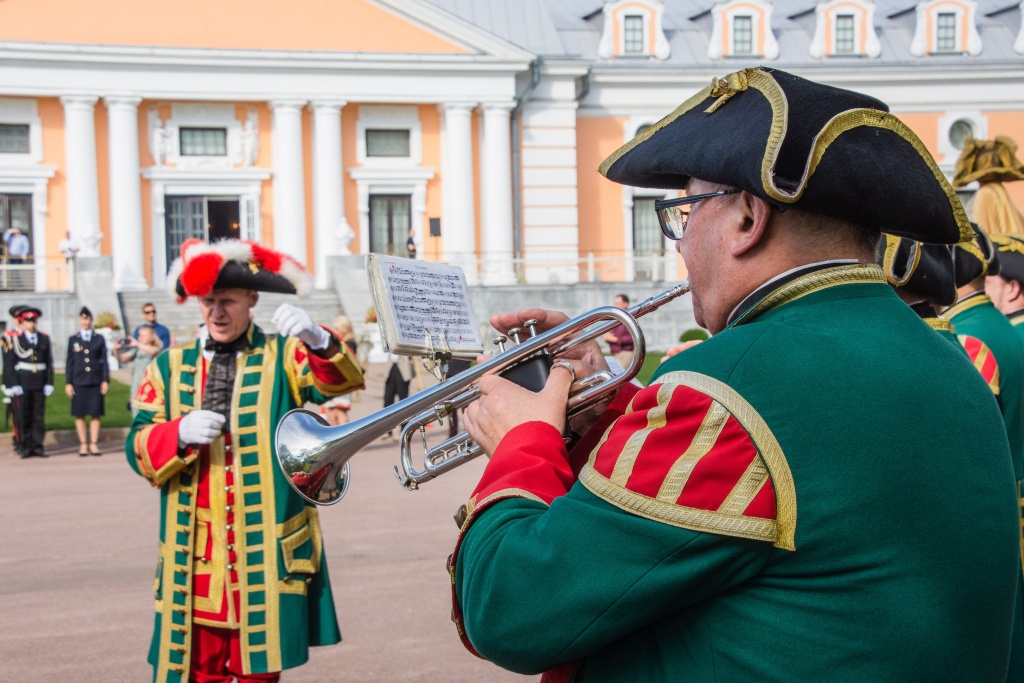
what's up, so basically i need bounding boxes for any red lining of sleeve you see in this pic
[143,418,184,473]
[470,421,574,505]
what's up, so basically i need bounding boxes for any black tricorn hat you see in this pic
[877,236,957,307]
[599,67,971,245]
[953,223,1000,287]
[990,234,1024,286]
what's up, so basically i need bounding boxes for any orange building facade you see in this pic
[0,0,1022,293]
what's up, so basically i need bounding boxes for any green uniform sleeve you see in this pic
[455,486,774,675]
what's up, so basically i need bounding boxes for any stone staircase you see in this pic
[118,289,347,343]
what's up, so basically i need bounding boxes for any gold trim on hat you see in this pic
[882,235,921,287]
[599,67,972,245]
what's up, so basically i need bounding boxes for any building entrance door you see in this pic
[165,196,241,265]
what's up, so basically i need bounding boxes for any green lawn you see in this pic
[1,373,134,432]
[636,352,665,386]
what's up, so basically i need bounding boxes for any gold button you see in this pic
[84,349,89,355]
[85,367,91,372]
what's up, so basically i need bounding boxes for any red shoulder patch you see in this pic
[588,382,776,521]
[959,334,1000,395]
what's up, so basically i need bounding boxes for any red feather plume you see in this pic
[250,242,283,273]
[181,252,225,297]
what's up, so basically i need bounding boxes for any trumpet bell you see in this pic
[275,409,352,505]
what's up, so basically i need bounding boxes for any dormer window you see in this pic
[708,0,780,59]
[909,0,982,56]
[835,15,855,53]
[623,15,645,53]
[809,0,881,58]
[733,16,754,54]
[936,12,957,51]
[597,0,671,60]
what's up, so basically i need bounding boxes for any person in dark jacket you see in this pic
[66,306,108,456]
[2,306,54,458]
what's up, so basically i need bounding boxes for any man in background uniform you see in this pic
[2,306,54,458]
[988,234,1024,340]
[944,224,1024,680]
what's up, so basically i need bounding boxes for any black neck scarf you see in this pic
[202,333,250,430]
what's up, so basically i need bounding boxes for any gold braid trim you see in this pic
[598,81,719,178]
[924,317,953,333]
[942,294,993,320]
[732,264,886,327]
[881,235,921,287]
[798,108,971,243]
[582,371,797,551]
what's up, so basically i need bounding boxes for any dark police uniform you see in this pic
[65,329,109,416]
[2,311,53,458]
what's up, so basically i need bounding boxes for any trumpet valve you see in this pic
[507,327,523,344]
[524,319,540,337]
[493,335,508,353]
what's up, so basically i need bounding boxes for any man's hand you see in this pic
[463,361,575,456]
[43,385,54,397]
[65,385,74,398]
[273,304,330,350]
[178,410,227,448]
[660,339,704,363]
[490,309,610,373]
[9,385,23,397]
[489,308,615,434]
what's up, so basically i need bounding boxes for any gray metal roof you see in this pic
[422,0,1023,66]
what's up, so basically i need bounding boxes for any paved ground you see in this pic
[0,363,532,682]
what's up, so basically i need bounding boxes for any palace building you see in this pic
[0,0,1022,296]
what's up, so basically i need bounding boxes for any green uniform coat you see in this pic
[452,265,1019,682]
[126,325,363,683]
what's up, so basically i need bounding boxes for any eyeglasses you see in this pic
[143,309,156,315]
[654,189,742,240]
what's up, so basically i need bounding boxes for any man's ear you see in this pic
[248,290,259,308]
[730,191,772,258]
[1010,279,1023,304]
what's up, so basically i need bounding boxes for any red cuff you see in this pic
[469,421,575,507]
[305,329,359,389]
[143,417,184,473]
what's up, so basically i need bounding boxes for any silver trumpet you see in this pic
[275,281,690,505]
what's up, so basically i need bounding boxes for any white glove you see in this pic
[9,385,23,397]
[43,385,54,397]
[178,410,226,447]
[272,303,330,350]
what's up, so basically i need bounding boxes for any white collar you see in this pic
[80,329,92,341]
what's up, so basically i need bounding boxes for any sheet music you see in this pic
[367,254,483,357]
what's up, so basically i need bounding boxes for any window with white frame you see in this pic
[624,15,645,54]
[366,129,411,157]
[180,128,228,156]
[0,124,29,154]
[632,197,663,281]
[936,12,957,51]
[835,15,856,53]
[733,16,754,54]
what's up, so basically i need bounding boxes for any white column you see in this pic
[311,100,350,289]
[440,102,477,284]
[481,102,517,285]
[104,96,148,290]
[271,99,308,265]
[60,96,101,256]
